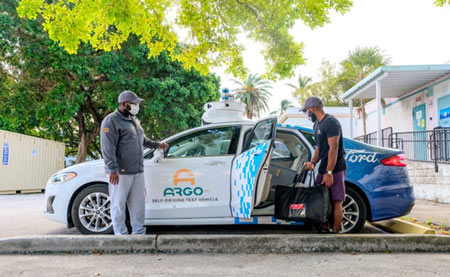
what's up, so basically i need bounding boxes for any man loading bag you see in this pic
[302,96,347,234]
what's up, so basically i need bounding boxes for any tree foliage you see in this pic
[0,0,220,164]
[290,62,345,107]
[278,99,294,116]
[338,46,391,135]
[16,0,353,80]
[288,46,390,118]
[338,46,390,91]
[434,0,450,6]
[288,74,312,105]
[270,99,294,116]
[232,73,272,119]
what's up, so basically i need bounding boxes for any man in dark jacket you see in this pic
[100,90,168,235]
[303,96,346,233]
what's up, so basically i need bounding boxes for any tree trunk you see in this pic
[246,109,253,120]
[75,127,100,164]
[360,99,367,136]
[74,107,101,164]
[73,91,104,164]
[76,133,89,164]
[357,72,368,136]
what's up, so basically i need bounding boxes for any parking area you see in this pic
[0,193,386,238]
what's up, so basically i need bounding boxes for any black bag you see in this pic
[274,170,331,224]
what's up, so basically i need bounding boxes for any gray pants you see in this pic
[109,173,146,235]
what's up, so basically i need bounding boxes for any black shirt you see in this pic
[313,114,346,174]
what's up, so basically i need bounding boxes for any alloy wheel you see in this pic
[78,192,111,233]
[340,193,360,233]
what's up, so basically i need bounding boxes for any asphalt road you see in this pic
[0,193,386,238]
[1,253,449,276]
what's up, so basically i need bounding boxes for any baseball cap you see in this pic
[118,90,144,104]
[300,96,323,112]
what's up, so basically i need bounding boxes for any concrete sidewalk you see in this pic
[409,199,450,229]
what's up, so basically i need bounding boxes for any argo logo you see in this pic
[164,168,204,197]
[173,168,195,186]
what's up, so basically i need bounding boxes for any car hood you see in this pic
[58,159,105,174]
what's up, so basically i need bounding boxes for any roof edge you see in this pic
[341,66,384,100]
[341,64,450,101]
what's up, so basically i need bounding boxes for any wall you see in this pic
[408,161,450,203]
[353,77,450,137]
[280,107,351,137]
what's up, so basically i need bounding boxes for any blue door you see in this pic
[412,104,427,160]
[438,94,450,127]
[437,95,450,161]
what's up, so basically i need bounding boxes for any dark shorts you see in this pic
[316,170,346,202]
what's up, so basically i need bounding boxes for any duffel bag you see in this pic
[274,171,331,224]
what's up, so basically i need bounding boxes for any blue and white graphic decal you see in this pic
[231,141,270,218]
[234,216,304,226]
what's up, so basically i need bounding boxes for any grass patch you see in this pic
[400,216,450,235]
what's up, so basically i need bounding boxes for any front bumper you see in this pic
[43,182,71,225]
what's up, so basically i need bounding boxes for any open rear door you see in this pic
[231,117,277,218]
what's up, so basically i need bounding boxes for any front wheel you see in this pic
[341,186,367,233]
[71,184,113,234]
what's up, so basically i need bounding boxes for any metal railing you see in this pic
[354,127,450,168]
[388,127,450,168]
[354,127,393,147]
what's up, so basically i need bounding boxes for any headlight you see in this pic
[51,172,77,184]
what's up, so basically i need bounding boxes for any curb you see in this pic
[373,219,436,234]
[0,235,157,254]
[1,234,449,254]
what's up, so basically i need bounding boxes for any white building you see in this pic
[341,64,450,139]
[279,106,351,137]
[341,64,450,203]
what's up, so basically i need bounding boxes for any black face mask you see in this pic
[307,111,317,123]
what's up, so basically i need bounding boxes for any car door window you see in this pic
[300,131,316,147]
[273,141,292,159]
[246,119,275,150]
[167,126,239,158]
[271,132,309,171]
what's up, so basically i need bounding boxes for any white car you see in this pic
[45,117,318,233]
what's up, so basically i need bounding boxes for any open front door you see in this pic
[231,117,277,218]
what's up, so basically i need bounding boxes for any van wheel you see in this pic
[71,184,113,234]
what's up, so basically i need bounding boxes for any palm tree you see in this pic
[231,74,273,119]
[279,99,294,116]
[339,46,391,135]
[269,99,294,117]
[287,74,312,104]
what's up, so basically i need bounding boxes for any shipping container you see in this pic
[0,130,65,194]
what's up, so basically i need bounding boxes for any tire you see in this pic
[341,186,367,234]
[71,184,113,234]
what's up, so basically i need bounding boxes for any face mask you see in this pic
[127,103,140,116]
[307,111,317,123]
